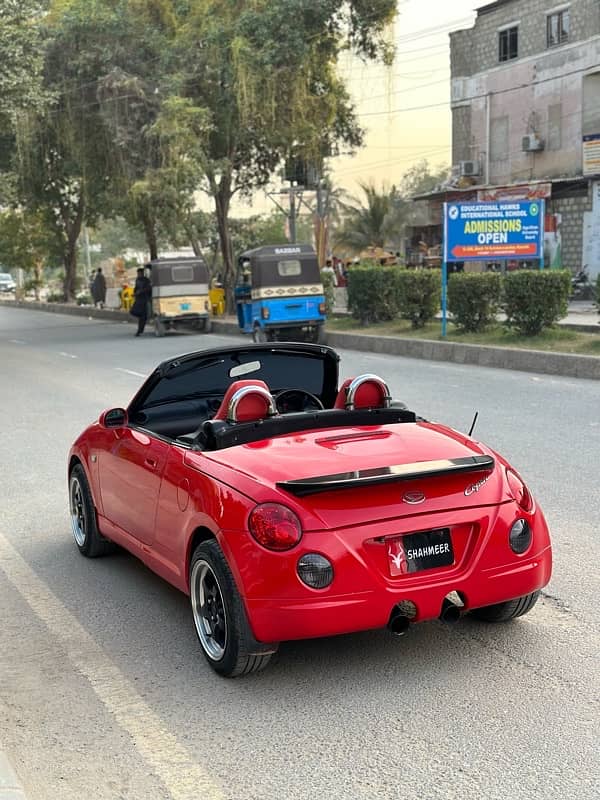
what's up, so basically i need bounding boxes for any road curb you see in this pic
[0,751,28,799]
[2,299,599,380]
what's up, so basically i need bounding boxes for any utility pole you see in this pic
[289,188,297,244]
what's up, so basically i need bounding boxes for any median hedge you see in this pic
[396,269,441,328]
[447,272,503,332]
[320,269,335,315]
[502,269,571,335]
[347,266,402,325]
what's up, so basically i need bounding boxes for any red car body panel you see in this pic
[68,344,552,648]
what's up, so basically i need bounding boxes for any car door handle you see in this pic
[145,457,158,469]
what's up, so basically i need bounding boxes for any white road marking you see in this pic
[116,368,146,378]
[8,339,26,345]
[0,533,223,800]
[59,351,78,359]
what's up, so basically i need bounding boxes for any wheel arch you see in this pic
[186,526,217,591]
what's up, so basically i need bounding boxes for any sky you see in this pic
[238,0,480,216]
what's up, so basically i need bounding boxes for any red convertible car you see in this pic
[68,343,552,677]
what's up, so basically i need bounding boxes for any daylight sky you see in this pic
[331,0,479,196]
[238,0,479,215]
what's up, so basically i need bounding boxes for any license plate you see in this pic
[180,302,191,311]
[387,528,454,576]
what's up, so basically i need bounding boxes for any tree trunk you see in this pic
[142,210,158,261]
[211,173,234,313]
[62,194,85,302]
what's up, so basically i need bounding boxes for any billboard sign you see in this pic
[443,201,544,262]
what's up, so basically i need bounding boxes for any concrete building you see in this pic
[411,0,600,280]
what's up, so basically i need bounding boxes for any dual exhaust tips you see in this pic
[387,597,462,636]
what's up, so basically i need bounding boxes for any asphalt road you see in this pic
[0,306,598,800]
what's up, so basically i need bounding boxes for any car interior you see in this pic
[125,346,415,450]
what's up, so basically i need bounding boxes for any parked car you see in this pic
[0,272,16,293]
[68,343,552,677]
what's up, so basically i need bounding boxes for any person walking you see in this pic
[90,268,106,308]
[130,267,152,336]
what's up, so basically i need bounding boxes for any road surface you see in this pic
[0,306,598,800]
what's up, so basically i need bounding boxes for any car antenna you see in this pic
[468,412,479,437]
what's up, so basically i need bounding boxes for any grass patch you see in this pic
[326,315,600,356]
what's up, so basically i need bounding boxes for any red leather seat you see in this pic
[212,380,276,423]
[334,375,391,410]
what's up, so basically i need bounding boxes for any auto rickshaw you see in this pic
[235,244,326,343]
[149,256,212,337]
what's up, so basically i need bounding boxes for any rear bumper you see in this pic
[245,545,552,642]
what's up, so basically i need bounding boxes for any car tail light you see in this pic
[318,302,326,315]
[249,503,302,551]
[261,307,270,320]
[506,469,533,512]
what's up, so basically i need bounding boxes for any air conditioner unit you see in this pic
[522,134,544,152]
[459,160,481,177]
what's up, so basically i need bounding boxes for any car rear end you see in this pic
[205,423,552,643]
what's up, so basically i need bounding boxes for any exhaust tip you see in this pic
[440,597,462,624]
[388,608,411,637]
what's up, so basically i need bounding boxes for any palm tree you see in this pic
[332,181,404,255]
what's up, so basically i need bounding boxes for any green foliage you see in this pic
[0,0,47,123]
[320,270,335,315]
[447,272,503,333]
[47,290,66,303]
[347,266,401,325]
[333,181,395,253]
[596,274,600,314]
[76,293,92,305]
[332,162,449,256]
[503,269,571,335]
[397,270,441,329]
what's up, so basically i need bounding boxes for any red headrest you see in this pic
[212,380,275,423]
[334,375,390,410]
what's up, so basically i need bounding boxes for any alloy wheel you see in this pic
[191,559,228,661]
[70,476,87,547]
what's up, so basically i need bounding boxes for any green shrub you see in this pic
[320,269,335,315]
[346,266,402,325]
[76,294,93,306]
[46,291,66,303]
[397,269,441,329]
[447,272,503,332]
[503,269,571,335]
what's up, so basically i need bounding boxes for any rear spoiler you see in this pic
[277,455,495,497]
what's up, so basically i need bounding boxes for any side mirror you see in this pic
[99,408,128,428]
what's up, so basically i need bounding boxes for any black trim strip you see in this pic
[277,455,495,496]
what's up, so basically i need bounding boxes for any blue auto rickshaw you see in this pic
[235,245,326,343]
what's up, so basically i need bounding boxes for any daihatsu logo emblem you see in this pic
[403,491,425,505]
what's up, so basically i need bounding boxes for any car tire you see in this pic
[203,316,212,334]
[154,318,166,337]
[190,540,277,677]
[471,591,540,623]
[69,464,116,558]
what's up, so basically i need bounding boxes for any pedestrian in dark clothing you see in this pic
[91,268,107,308]
[130,267,152,336]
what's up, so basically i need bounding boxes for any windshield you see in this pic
[0,273,13,280]
[136,347,339,410]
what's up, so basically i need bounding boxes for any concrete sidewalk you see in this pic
[1,298,599,380]
[0,751,27,799]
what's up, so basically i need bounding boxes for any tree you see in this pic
[160,0,396,306]
[11,0,132,299]
[0,0,46,125]
[0,208,61,298]
[332,181,396,254]
[332,161,450,256]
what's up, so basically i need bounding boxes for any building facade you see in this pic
[412,0,600,279]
